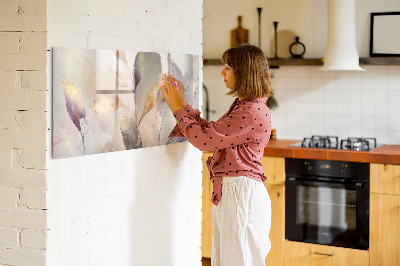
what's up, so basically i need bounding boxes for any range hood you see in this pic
[320,0,365,71]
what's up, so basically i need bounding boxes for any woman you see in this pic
[161,44,273,266]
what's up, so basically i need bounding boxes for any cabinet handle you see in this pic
[314,252,335,257]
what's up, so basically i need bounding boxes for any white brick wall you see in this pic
[46,1,203,266]
[0,0,48,265]
[1,0,204,265]
[0,227,19,247]
[21,229,47,250]
[0,187,19,208]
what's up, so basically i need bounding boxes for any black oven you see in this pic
[285,158,369,250]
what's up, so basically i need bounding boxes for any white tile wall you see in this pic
[203,65,400,144]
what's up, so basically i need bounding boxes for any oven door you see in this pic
[285,177,369,250]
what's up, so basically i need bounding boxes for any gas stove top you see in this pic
[289,135,382,151]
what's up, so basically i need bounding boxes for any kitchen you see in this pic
[202,0,400,265]
[0,0,398,265]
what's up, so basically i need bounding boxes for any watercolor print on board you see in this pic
[52,47,200,159]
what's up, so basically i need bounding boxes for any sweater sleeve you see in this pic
[172,106,256,152]
[168,104,211,137]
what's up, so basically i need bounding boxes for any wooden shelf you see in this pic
[202,59,223,66]
[203,57,400,67]
[203,58,323,67]
[359,57,400,65]
[268,58,322,67]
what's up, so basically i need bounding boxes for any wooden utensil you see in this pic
[231,16,249,48]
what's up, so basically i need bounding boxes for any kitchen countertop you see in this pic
[263,139,400,165]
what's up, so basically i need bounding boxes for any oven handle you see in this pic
[286,177,364,189]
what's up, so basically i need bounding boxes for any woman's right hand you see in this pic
[168,76,187,108]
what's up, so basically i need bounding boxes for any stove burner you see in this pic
[340,137,377,151]
[301,135,339,149]
[294,136,379,151]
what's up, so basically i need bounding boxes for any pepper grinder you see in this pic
[273,21,279,58]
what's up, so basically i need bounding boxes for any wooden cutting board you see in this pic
[231,16,249,48]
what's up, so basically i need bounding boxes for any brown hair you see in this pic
[221,44,273,99]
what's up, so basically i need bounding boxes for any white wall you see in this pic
[0,0,48,265]
[46,0,203,266]
[203,0,400,145]
[203,0,400,58]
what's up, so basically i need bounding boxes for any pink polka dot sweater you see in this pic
[169,97,272,206]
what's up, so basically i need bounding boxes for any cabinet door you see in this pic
[284,241,369,266]
[264,184,284,266]
[261,156,285,185]
[370,193,400,266]
[202,152,213,258]
[370,163,400,195]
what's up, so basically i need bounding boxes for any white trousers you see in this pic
[212,176,271,266]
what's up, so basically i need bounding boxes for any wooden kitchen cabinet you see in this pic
[201,154,286,265]
[262,156,285,266]
[284,241,369,266]
[370,193,400,266]
[370,163,400,266]
[202,152,213,258]
[264,184,285,266]
[370,163,400,195]
[261,156,285,186]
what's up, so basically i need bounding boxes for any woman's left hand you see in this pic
[160,77,184,113]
